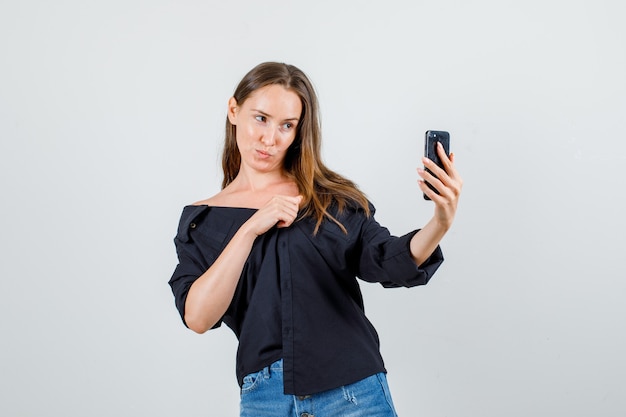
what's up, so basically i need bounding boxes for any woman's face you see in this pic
[228,84,302,175]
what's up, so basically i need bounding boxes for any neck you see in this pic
[231,166,290,192]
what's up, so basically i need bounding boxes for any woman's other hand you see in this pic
[418,142,463,230]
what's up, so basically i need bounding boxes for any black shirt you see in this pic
[169,202,444,395]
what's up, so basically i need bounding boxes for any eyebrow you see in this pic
[252,109,299,122]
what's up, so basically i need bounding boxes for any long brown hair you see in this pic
[222,62,370,233]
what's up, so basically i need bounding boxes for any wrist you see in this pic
[238,221,263,241]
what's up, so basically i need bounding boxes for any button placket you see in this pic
[295,393,313,417]
[279,231,296,393]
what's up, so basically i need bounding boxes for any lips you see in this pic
[256,149,273,158]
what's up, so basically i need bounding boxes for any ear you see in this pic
[227,97,239,125]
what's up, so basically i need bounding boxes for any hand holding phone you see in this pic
[423,130,450,200]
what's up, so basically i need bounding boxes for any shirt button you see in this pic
[301,413,313,417]
[189,223,196,229]
[297,395,311,400]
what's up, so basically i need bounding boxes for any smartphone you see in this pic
[423,130,450,200]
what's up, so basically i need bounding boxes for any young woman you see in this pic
[169,62,462,416]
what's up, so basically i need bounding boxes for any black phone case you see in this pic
[423,130,450,200]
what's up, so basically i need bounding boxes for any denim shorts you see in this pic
[240,359,399,417]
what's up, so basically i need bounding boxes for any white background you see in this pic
[1,1,625,416]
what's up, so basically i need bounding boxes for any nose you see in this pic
[261,125,278,147]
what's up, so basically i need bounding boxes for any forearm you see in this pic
[412,143,462,265]
[409,216,450,266]
[184,224,257,333]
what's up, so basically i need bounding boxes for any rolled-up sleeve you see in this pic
[356,211,444,288]
[168,205,215,328]
[169,247,204,327]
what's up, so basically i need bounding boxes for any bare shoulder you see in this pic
[191,192,223,207]
[191,187,243,208]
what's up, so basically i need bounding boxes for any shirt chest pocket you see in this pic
[193,226,230,265]
[178,208,234,267]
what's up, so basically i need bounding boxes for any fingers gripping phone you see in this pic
[423,130,450,200]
